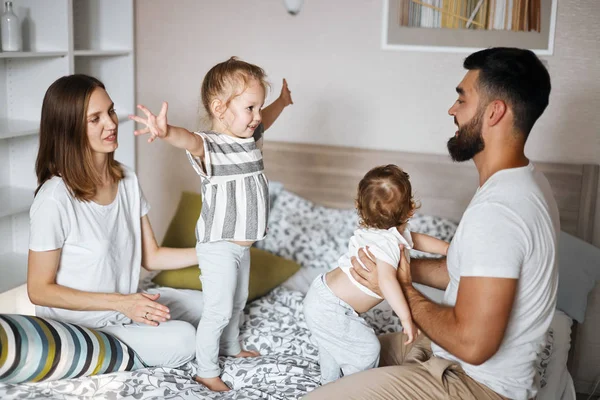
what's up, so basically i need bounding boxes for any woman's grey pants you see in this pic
[99,286,204,368]
[303,273,380,384]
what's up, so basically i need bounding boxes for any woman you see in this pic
[27,74,203,368]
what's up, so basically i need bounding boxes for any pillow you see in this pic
[556,231,600,323]
[535,309,573,394]
[255,189,360,271]
[0,314,144,384]
[160,191,202,249]
[268,180,285,209]
[153,191,300,302]
[408,214,459,257]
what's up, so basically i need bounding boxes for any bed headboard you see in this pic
[263,140,600,394]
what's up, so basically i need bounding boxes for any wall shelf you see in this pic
[74,50,132,57]
[0,118,39,139]
[0,252,28,293]
[0,187,34,218]
[0,0,135,305]
[0,51,67,59]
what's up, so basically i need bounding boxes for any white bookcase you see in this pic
[0,0,135,313]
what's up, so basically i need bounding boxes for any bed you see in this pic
[0,141,598,399]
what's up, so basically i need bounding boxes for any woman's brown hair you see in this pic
[356,164,419,230]
[35,74,123,200]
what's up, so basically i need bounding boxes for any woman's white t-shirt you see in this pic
[29,166,150,329]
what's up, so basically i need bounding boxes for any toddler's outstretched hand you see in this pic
[130,102,169,143]
[279,78,293,107]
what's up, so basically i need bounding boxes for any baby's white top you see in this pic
[338,225,413,299]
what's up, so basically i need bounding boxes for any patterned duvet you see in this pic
[0,287,404,399]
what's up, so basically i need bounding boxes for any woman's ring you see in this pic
[144,311,149,320]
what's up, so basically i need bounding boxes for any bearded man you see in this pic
[305,47,558,400]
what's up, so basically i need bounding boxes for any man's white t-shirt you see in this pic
[338,226,413,299]
[432,163,560,400]
[29,166,150,329]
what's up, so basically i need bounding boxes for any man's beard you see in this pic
[447,109,485,162]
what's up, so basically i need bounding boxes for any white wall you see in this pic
[135,0,600,247]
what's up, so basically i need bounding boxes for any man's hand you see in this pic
[349,247,382,297]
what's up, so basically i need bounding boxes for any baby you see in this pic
[303,164,449,384]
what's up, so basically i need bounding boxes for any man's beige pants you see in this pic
[303,333,509,400]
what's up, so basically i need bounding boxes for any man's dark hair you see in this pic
[464,47,551,139]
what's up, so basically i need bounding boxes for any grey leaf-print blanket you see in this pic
[0,286,405,400]
[0,284,553,399]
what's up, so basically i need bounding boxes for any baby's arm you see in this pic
[130,102,204,158]
[261,79,293,130]
[377,259,418,344]
[411,232,449,256]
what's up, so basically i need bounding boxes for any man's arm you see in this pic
[410,256,450,290]
[351,247,516,365]
[398,250,517,366]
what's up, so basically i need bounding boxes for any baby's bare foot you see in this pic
[193,376,231,392]
[234,350,260,358]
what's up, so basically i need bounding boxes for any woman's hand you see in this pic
[349,247,382,297]
[116,292,171,326]
[129,102,169,143]
[278,79,293,107]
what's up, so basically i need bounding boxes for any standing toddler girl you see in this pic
[130,57,293,391]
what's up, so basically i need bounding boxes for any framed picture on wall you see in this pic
[381,0,558,55]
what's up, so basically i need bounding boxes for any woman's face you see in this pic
[86,87,118,154]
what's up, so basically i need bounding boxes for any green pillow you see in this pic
[153,191,300,302]
[161,191,202,249]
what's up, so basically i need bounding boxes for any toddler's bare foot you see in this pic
[234,350,260,358]
[193,376,231,392]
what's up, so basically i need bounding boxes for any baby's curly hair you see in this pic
[356,165,419,230]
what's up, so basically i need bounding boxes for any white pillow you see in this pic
[536,310,574,399]
[556,231,600,323]
[257,189,360,271]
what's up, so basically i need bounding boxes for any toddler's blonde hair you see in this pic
[200,57,269,122]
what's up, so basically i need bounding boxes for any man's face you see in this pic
[447,71,485,162]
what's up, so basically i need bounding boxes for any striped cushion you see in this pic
[0,314,144,383]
